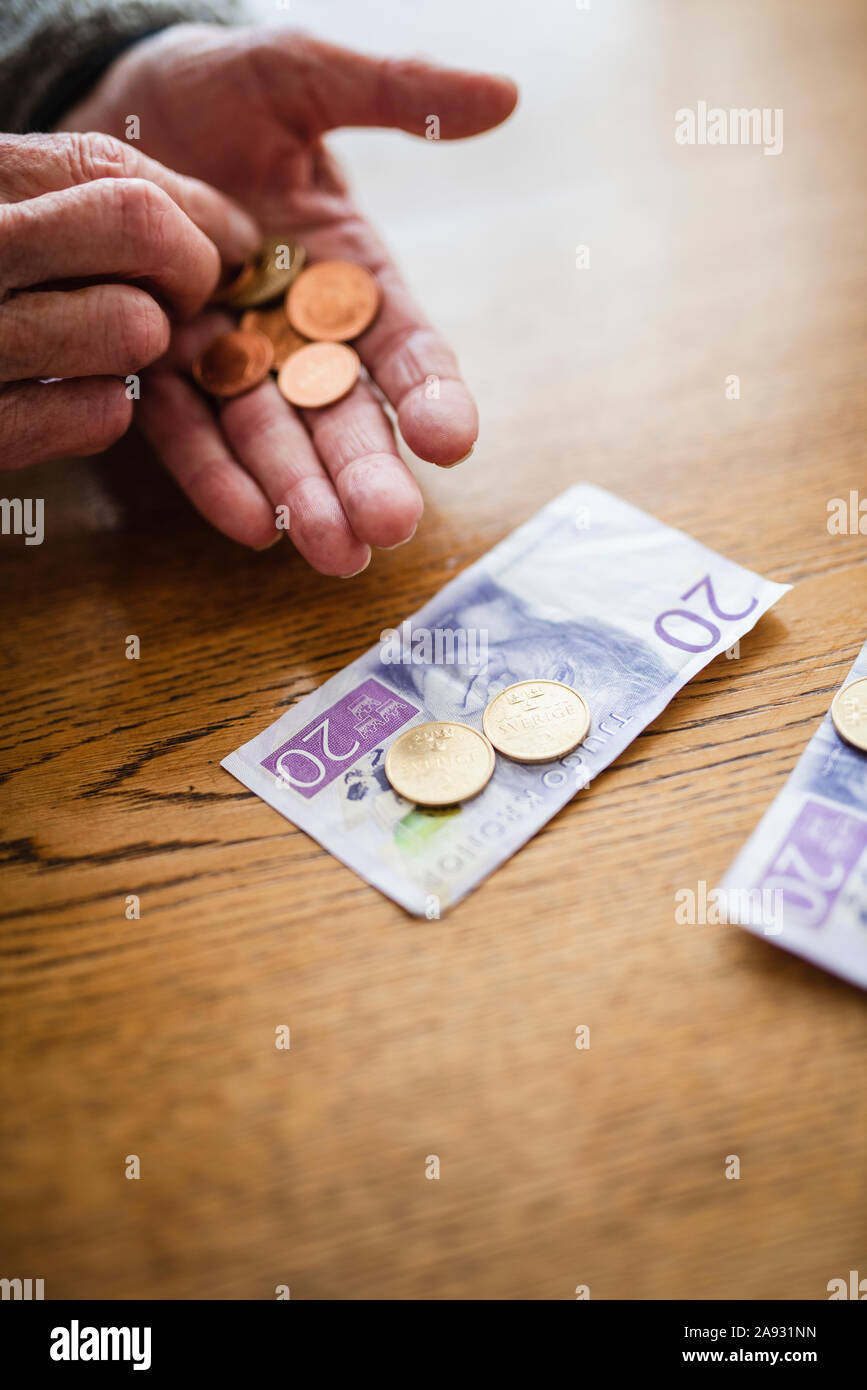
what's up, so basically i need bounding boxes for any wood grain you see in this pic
[1,0,865,1299]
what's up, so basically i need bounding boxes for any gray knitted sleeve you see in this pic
[0,0,241,133]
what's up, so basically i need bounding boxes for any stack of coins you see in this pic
[384,680,592,807]
[193,237,381,406]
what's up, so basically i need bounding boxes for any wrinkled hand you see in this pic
[0,131,257,468]
[63,25,517,574]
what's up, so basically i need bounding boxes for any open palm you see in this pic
[64,23,517,574]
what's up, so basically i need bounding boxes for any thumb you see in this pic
[272,35,518,139]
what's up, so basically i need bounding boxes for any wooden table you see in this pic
[2,0,865,1299]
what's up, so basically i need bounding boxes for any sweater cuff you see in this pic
[28,28,167,132]
[0,2,240,134]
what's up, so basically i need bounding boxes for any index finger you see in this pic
[0,131,259,269]
[0,179,222,318]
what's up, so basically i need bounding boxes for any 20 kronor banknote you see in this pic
[222,485,790,915]
[719,638,867,990]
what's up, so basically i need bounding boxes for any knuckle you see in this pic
[0,204,24,290]
[0,386,35,466]
[0,133,41,196]
[71,130,131,182]
[0,298,30,374]
[80,381,133,453]
[110,177,175,257]
[111,287,170,370]
[0,132,24,166]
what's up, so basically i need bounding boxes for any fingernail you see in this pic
[337,548,372,578]
[442,443,475,469]
[254,532,282,552]
[380,524,418,551]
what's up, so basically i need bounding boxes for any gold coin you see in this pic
[286,259,381,341]
[482,680,591,763]
[385,721,495,806]
[214,237,306,308]
[240,305,307,367]
[212,260,255,303]
[277,341,360,408]
[831,676,867,752]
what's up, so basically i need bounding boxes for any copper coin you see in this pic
[192,330,274,398]
[277,342,360,408]
[240,305,307,368]
[286,260,381,341]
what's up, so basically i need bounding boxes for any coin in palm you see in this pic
[277,341,360,408]
[192,329,274,398]
[286,260,381,341]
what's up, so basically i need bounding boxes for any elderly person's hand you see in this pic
[0,131,257,468]
[63,25,518,574]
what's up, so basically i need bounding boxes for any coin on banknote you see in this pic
[286,260,381,341]
[831,676,867,752]
[385,722,495,806]
[192,330,274,398]
[277,341,360,408]
[214,237,306,308]
[240,305,307,368]
[483,680,591,763]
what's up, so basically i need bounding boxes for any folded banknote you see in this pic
[718,639,867,989]
[222,485,790,915]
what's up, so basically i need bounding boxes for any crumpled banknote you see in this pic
[719,639,867,988]
[223,484,790,915]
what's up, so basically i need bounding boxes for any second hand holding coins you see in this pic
[193,237,381,407]
[384,680,592,807]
